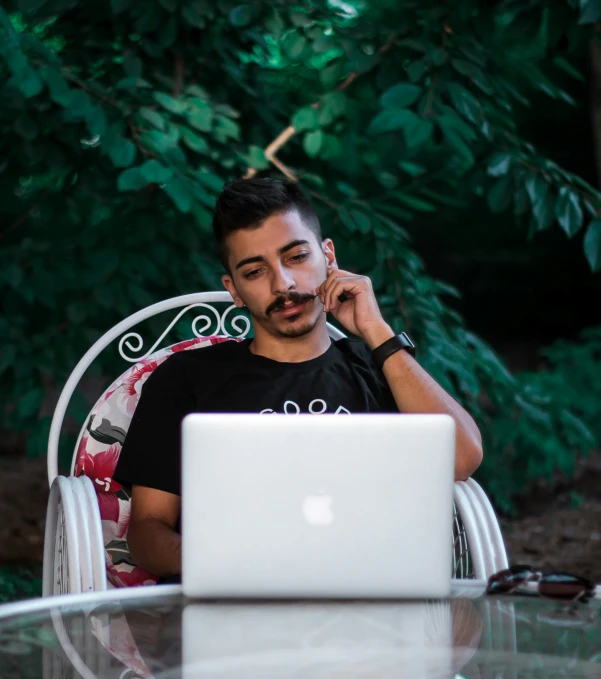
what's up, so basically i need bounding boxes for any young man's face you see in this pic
[222,209,337,339]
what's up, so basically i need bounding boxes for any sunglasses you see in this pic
[487,565,596,602]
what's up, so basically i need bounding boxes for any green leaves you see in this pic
[139,107,167,131]
[141,159,173,184]
[451,59,493,95]
[584,219,601,272]
[153,92,186,114]
[404,116,433,150]
[339,207,371,234]
[395,193,436,212]
[214,115,240,142]
[487,176,513,213]
[487,153,511,177]
[117,166,148,191]
[579,0,601,25]
[292,106,319,132]
[525,175,555,231]
[117,160,174,192]
[368,109,413,135]
[284,32,307,59]
[303,130,324,157]
[107,137,136,168]
[320,59,345,89]
[123,51,143,78]
[179,126,209,154]
[367,105,434,151]
[380,83,422,109]
[445,83,482,124]
[182,3,207,28]
[240,145,269,170]
[17,66,43,98]
[163,177,192,212]
[318,92,346,125]
[0,345,16,378]
[187,98,214,132]
[17,388,44,420]
[437,115,475,166]
[40,66,71,106]
[229,5,253,27]
[556,187,583,238]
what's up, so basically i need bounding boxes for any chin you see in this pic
[275,315,319,338]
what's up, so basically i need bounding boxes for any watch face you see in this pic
[400,332,415,349]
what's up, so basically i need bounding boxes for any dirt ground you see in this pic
[1,452,600,586]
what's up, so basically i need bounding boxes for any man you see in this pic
[114,177,483,582]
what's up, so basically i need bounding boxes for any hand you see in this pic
[315,269,394,348]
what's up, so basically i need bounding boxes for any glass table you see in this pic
[0,581,600,678]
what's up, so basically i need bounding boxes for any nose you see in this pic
[271,262,296,296]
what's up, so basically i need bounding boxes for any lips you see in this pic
[276,301,307,317]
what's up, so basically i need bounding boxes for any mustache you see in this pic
[266,291,317,316]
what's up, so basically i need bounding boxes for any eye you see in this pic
[244,268,263,279]
[290,252,309,263]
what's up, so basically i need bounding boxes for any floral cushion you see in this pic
[74,335,241,588]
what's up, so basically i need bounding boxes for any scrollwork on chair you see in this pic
[221,303,251,338]
[117,303,251,363]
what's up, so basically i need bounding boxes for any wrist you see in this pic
[361,322,395,350]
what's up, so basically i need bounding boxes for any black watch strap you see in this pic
[372,332,415,369]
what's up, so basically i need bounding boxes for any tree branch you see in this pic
[128,116,153,157]
[62,71,123,110]
[173,54,185,97]
[516,158,601,211]
[245,34,401,181]
[309,188,338,210]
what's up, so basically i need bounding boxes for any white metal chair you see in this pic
[43,292,508,596]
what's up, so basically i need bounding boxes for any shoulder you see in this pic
[166,337,246,365]
[333,337,374,364]
[147,338,245,383]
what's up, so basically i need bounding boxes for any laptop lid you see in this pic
[182,414,455,599]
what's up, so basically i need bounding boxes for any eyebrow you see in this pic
[235,239,311,270]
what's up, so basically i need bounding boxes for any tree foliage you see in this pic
[1,0,600,511]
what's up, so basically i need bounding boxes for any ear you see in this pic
[222,274,244,308]
[322,238,338,273]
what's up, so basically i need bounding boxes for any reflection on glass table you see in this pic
[0,581,600,678]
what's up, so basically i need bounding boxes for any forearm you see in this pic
[364,324,483,481]
[127,518,182,577]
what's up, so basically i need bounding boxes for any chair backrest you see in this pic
[49,292,345,588]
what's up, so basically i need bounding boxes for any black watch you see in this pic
[372,332,416,369]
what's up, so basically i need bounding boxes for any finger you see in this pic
[327,277,367,311]
[317,272,338,304]
[322,270,353,298]
[315,280,329,303]
[321,270,340,293]
[324,280,343,312]
[325,278,355,312]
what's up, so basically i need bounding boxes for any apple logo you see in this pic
[302,492,334,526]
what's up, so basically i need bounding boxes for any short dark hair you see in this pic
[212,177,322,272]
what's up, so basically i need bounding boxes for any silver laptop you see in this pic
[181,414,455,599]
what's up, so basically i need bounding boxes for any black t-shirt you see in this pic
[113,338,398,498]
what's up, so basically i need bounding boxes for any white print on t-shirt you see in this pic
[259,399,351,415]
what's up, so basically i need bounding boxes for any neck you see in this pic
[249,318,332,363]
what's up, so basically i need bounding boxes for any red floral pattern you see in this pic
[107,562,157,589]
[76,438,122,493]
[76,335,242,588]
[116,359,161,416]
[171,338,204,352]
